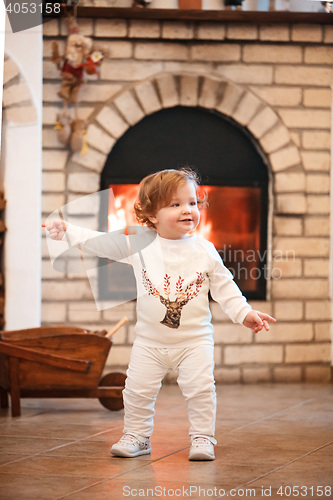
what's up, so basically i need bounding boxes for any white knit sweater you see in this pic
[64,225,252,347]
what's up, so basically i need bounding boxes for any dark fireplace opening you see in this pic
[99,106,269,301]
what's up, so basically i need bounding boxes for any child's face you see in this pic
[149,181,200,240]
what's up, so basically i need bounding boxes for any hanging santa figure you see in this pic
[52,26,103,106]
[51,16,103,153]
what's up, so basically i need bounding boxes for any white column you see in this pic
[3,19,43,330]
[0,2,5,150]
[330,86,333,367]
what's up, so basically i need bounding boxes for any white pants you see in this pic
[123,343,216,439]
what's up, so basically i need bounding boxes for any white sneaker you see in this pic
[110,434,151,458]
[189,435,216,461]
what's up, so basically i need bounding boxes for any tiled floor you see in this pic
[0,384,332,500]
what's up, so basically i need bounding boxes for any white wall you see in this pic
[331,88,333,366]
[0,2,5,151]
[3,16,43,330]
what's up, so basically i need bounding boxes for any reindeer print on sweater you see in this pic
[142,269,205,329]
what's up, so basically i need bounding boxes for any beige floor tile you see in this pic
[0,473,106,500]
[0,454,152,478]
[0,436,72,457]
[250,444,333,488]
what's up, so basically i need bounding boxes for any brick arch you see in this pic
[70,72,304,215]
[2,53,37,125]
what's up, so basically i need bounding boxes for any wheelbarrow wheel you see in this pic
[98,372,126,411]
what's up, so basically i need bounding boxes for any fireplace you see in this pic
[98,106,268,302]
[42,11,332,383]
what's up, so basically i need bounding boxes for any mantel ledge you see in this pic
[73,7,333,25]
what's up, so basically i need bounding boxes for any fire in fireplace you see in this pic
[102,181,264,299]
[98,106,269,301]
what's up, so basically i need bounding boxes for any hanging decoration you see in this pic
[51,12,104,155]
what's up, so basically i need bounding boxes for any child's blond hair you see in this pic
[134,168,206,229]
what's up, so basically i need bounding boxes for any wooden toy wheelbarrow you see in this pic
[0,318,128,417]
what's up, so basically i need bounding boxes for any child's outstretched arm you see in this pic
[243,310,276,333]
[44,218,147,263]
[46,220,68,240]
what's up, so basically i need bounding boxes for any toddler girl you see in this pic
[47,168,275,461]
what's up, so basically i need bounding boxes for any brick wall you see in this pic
[3,54,37,125]
[42,18,332,383]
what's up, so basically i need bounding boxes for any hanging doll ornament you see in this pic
[54,110,72,146]
[52,15,103,154]
[51,16,103,108]
[70,118,88,154]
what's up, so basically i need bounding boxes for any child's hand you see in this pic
[243,310,276,333]
[45,220,68,240]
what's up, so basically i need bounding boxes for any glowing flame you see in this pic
[108,185,139,232]
[106,183,263,294]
